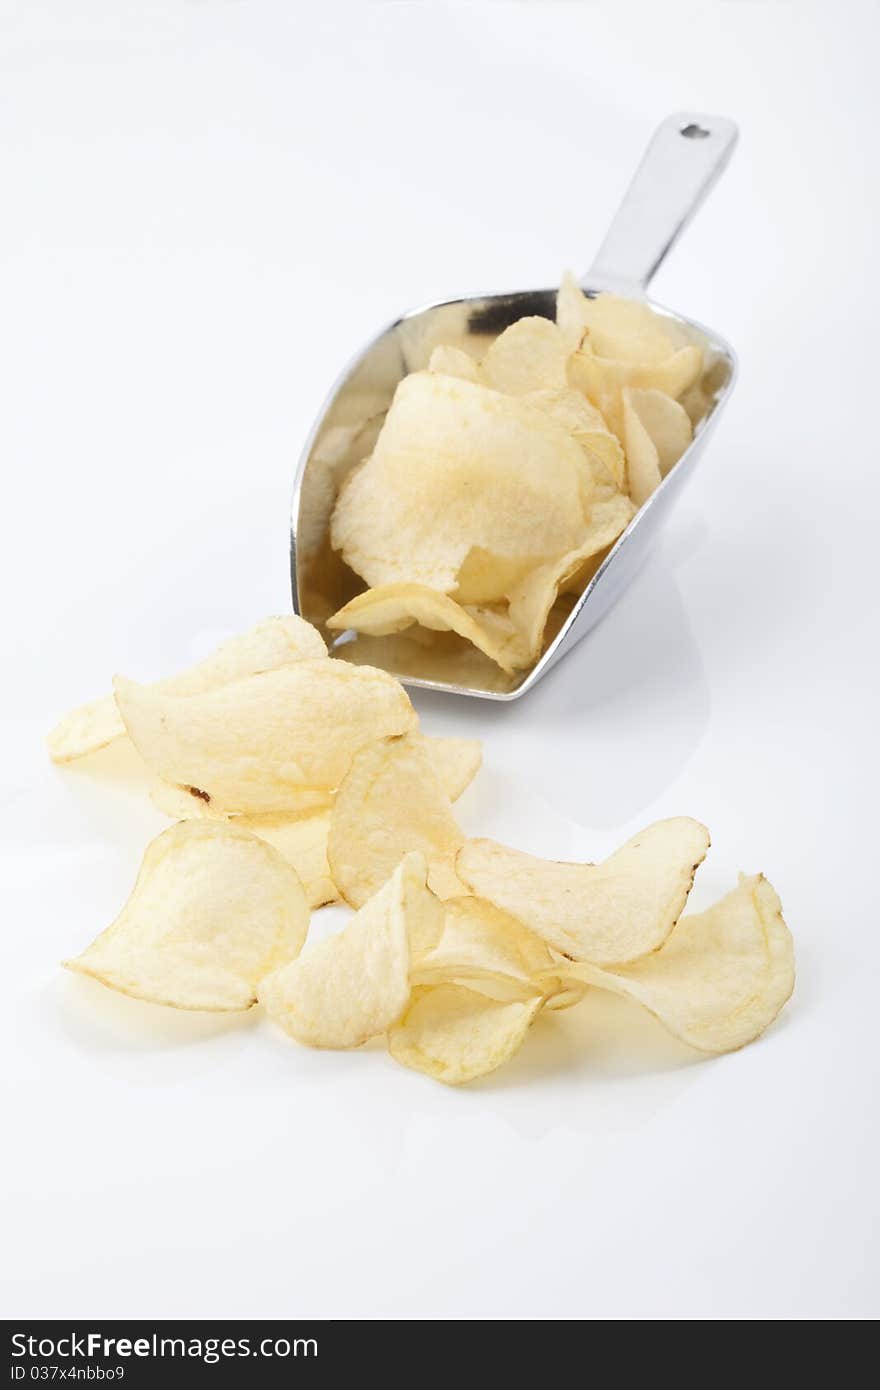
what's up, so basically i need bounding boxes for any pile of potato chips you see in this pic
[49,615,794,1084]
[326,274,713,674]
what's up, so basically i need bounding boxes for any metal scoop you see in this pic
[290,112,739,700]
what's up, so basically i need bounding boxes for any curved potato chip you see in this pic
[452,547,539,606]
[556,270,591,351]
[622,391,662,506]
[329,734,467,907]
[421,735,482,802]
[330,372,589,598]
[327,584,528,674]
[65,821,309,1011]
[569,343,703,437]
[457,818,711,964]
[553,874,794,1053]
[115,659,417,814]
[428,345,482,383]
[388,983,542,1085]
[234,810,337,909]
[150,738,474,818]
[412,896,556,994]
[506,493,636,659]
[259,851,440,1048]
[481,316,569,395]
[149,779,331,821]
[47,615,328,764]
[623,387,693,476]
[523,387,626,492]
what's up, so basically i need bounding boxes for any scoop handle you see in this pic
[584,112,738,296]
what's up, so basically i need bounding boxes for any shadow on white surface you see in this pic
[55,972,257,1053]
[476,990,702,1092]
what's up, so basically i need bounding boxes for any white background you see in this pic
[2,0,877,1321]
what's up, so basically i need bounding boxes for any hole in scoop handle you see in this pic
[584,112,739,296]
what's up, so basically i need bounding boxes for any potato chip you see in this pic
[428,345,482,383]
[231,809,337,909]
[150,734,477,822]
[569,343,703,438]
[556,270,592,351]
[523,387,626,492]
[330,372,589,598]
[329,734,467,907]
[481,316,569,395]
[66,821,310,1011]
[622,390,662,506]
[421,735,482,802]
[457,818,711,964]
[412,896,556,993]
[327,584,528,674]
[553,874,794,1053]
[506,494,636,659]
[115,659,417,814]
[584,295,679,366]
[149,779,332,821]
[623,387,693,476]
[452,547,539,606]
[388,983,542,1084]
[259,851,440,1048]
[46,616,327,764]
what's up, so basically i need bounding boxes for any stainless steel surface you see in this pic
[290,112,739,700]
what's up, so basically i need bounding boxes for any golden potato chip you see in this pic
[556,270,592,351]
[412,896,556,993]
[149,779,331,821]
[622,390,662,506]
[330,372,589,598]
[428,344,482,383]
[457,818,710,964]
[329,734,467,908]
[150,735,476,821]
[259,851,441,1048]
[115,659,416,814]
[523,387,626,492]
[46,616,328,765]
[452,548,538,606]
[327,584,528,675]
[232,809,337,909]
[623,387,693,476]
[421,735,482,802]
[553,874,794,1052]
[569,343,703,438]
[388,983,542,1084]
[506,493,636,659]
[65,821,309,1010]
[481,316,569,395]
[584,295,679,366]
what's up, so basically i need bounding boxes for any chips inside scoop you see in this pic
[388,984,543,1085]
[622,387,693,506]
[329,371,590,599]
[569,342,703,439]
[114,659,417,814]
[481,316,569,396]
[549,874,794,1053]
[523,387,626,493]
[327,583,528,674]
[65,821,310,1010]
[46,616,328,765]
[506,493,636,661]
[428,344,482,383]
[457,818,711,964]
[329,733,467,908]
[259,850,441,1048]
